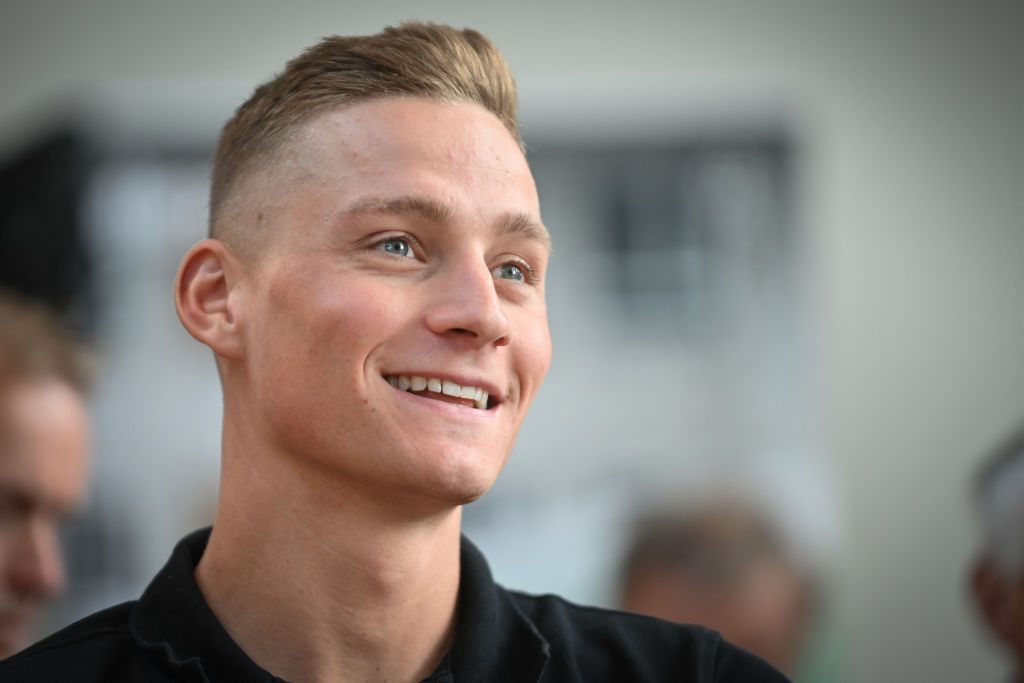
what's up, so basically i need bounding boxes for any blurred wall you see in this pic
[3,2,1023,681]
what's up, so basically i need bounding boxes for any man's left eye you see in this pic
[493,262,526,282]
[376,237,415,258]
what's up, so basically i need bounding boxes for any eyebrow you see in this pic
[0,481,72,518]
[495,211,552,251]
[342,195,453,224]
[340,195,551,251]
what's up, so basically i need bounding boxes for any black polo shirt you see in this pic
[0,528,788,682]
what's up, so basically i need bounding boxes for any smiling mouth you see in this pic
[384,374,492,410]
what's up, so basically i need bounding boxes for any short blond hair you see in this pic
[210,22,521,243]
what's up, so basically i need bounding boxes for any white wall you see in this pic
[4,2,1023,681]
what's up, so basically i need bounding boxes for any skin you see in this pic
[970,558,1024,681]
[0,379,89,657]
[623,559,810,675]
[175,97,551,683]
[620,506,812,675]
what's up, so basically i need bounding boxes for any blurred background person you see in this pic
[0,290,91,657]
[619,497,819,679]
[969,423,1024,683]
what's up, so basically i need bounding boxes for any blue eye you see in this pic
[493,262,526,282]
[378,237,414,258]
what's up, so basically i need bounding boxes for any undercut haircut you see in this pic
[0,290,92,395]
[210,22,521,248]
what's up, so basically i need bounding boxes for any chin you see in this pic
[420,469,500,507]
[407,449,506,508]
[446,480,493,506]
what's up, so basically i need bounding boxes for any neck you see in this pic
[197,424,463,683]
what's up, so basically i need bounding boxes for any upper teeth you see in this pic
[385,375,490,410]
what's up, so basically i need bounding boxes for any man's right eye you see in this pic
[375,237,415,258]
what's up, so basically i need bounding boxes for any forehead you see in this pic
[288,98,540,212]
[0,380,89,515]
[305,96,524,158]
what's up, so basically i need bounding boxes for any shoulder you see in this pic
[0,602,165,682]
[506,590,790,682]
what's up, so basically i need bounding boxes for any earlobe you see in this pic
[174,239,245,359]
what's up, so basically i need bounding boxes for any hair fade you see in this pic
[210,22,521,239]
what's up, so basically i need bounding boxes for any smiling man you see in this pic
[0,23,786,682]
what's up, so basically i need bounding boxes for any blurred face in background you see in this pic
[623,550,810,673]
[620,504,813,675]
[0,379,89,657]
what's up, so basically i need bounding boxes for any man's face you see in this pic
[233,98,552,506]
[0,379,89,656]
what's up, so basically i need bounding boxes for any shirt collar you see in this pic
[129,527,550,682]
[129,528,284,682]
[448,536,550,681]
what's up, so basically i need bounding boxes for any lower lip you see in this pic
[387,382,497,420]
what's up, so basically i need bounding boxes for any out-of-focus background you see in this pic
[1,1,1022,681]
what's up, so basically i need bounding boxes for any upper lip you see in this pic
[380,371,504,402]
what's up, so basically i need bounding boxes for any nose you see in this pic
[424,257,511,347]
[8,518,65,601]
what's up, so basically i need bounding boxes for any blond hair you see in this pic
[210,22,520,243]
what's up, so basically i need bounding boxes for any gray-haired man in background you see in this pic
[970,423,1024,682]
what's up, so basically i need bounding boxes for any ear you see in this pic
[174,239,246,360]
[970,558,1022,648]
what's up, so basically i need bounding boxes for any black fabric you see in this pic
[0,528,789,682]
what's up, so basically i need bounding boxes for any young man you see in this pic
[0,23,787,681]
[0,291,90,658]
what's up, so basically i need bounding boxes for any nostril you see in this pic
[423,283,510,346]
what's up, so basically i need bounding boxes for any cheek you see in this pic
[255,270,407,394]
[515,309,552,390]
[251,276,401,456]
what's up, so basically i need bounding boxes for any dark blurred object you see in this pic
[968,422,1024,683]
[0,130,95,335]
[619,500,816,677]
